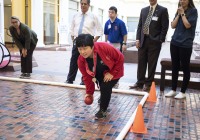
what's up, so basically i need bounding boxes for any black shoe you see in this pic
[142,85,150,92]
[19,73,25,78]
[95,109,107,119]
[98,98,101,104]
[129,83,143,89]
[113,82,119,89]
[80,81,85,85]
[66,80,73,84]
[23,73,31,79]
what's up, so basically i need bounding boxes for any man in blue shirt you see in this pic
[104,6,128,52]
[104,6,127,89]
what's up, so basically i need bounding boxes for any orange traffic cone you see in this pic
[147,81,157,102]
[130,104,147,134]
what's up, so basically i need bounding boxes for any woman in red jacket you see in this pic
[77,34,124,119]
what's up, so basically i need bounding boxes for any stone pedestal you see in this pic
[0,54,38,71]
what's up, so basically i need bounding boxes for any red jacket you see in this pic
[78,42,124,95]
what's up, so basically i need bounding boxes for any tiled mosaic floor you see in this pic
[0,80,141,140]
[125,91,200,140]
[0,78,200,140]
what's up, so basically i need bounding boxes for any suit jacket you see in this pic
[9,23,38,50]
[136,4,169,48]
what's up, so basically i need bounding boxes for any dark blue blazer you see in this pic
[136,4,169,48]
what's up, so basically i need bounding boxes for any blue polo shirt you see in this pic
[104,17,127,43]
[171,8,198,48]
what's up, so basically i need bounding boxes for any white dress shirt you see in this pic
[70,11,103,38]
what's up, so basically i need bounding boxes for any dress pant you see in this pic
[137,36,161,86]
[170,43,192,93]
[20,44,36,73]
[67,41,79,82]
[99,79,119,111]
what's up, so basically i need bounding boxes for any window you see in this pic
[25,0,28,25]
[69,0,78,24]
[127,17,139,40]
[127,17,139,32]
[90,6,93,12]
[98,8,103,41]
[98,8,103,25]
[4,0,12,43]
[43,0,59,44]
[68,0,79,44]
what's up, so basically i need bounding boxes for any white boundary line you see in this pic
[193,50,200,58]
[0,76,149,139]
[0,76,147,95]
[115,92,149,140]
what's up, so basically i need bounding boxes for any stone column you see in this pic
[59,0,69,45]
[0,0,4,43]
[31,0,45,47]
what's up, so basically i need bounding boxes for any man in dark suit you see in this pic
[130,0,169,92]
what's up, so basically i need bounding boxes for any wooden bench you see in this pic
[123,47,138,63]
[160,58,200,91]
[123,41,138,63]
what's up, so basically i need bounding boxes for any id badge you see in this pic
[108,24,111,29]
[152,16,158,21]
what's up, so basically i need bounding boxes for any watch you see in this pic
[181,13,186,17]
[122,42,127,45]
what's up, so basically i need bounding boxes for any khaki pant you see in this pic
[107,41,121,50]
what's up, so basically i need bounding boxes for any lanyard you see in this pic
[85,52,98,86]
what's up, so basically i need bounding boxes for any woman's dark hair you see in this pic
[176,0,196,16]
[188,0,196,8]
[178,0,196,8]
[109,6,117,14]
[76,34,94,48]
[11,16,20,21]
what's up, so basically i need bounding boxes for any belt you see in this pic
[144,34,150,37]
[75,35,94,39]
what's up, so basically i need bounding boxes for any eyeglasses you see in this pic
[109,11,116,14]
[81,3,88,6]
[11,21,18,24]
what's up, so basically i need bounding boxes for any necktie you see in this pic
[78,14,85,35]
[143,7,153,34]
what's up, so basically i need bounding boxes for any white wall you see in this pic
[31,0,45,47]
[0,0,4,43]
[194,1,200,44]
[59,0,69,45]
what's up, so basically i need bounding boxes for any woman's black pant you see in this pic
[20,44,36,73]
[99,79,119,111]
[170,44,192,93]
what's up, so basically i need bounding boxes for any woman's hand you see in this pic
[104,72,114,82]
[22,48,27,57]
[177,6,184,15]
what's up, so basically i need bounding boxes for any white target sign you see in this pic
[0,42,11,68]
